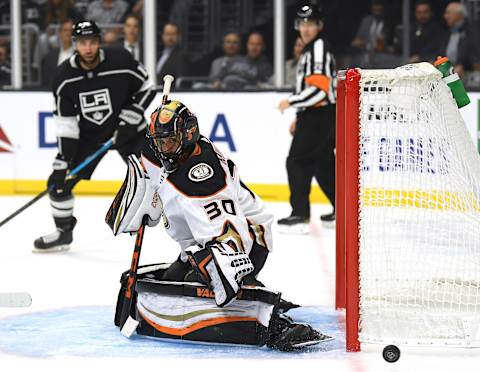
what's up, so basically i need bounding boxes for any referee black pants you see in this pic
[286,104,336,218]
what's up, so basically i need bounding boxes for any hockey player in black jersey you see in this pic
[105,98,333,350]
[33,20,156,252]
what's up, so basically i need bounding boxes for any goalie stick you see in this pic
[119,217,147,337]
[161,74,174,105]
[0,292,32,307]
[119,75,174,337]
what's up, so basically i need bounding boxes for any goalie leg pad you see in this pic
[106,154,162,235]
[115,262,330,350]
[186,242,254,307]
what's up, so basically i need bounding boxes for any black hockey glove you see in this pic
[51,154,69,194]
[113,105,146,148]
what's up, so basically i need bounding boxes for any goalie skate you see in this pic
[266,314,334,351]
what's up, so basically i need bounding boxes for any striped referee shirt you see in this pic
[288,35,336,109]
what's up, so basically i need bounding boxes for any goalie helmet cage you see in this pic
[335,63,480,352]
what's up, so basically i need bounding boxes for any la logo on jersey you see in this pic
[0,124,13,153]
[79,88,113,125]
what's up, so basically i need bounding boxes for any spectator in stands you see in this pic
[86,0,128,24]
[442,1,480,76]
[75,0,142,19]
[210,32,242,88]
[285,37,304,87]
[0,4,7,43]
[103,30,119,46]
[126,0,144,17]
[244,32,272,85]
[34,0,82,71]
[0,0,48,30]
[350,0,397,68]
[351,0,388,52]
[213,32,272,90]
[44,0,82,30]
[72,0,92,17]
[41,19,74,88]
[0,44,11,87]
[156,23,187,83]
[395,0,445,63]
[120,14,142,62]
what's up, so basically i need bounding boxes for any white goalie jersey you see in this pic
[111,136,273,260]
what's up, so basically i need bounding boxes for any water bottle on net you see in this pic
[433,56,471,108]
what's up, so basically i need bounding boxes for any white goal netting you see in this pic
[358,63,480,346]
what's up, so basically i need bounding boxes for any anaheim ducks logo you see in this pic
[188,163,214,182]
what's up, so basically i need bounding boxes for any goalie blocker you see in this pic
[114,263,333,351]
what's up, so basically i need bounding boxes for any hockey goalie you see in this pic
[105,99,332,351]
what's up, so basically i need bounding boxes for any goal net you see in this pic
[336,63,480,350]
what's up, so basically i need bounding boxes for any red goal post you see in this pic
[336,68,361,352]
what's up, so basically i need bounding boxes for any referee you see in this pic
[277,3,336,233]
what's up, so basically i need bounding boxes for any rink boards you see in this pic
[1,90,479,202]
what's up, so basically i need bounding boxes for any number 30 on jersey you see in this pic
[203,200,236,221]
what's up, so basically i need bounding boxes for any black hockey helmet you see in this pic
[147,100,200,173]
[72,20,101,41]
[294,3,325,30]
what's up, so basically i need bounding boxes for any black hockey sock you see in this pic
[54,216,77,232]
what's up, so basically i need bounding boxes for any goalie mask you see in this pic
[147,100,199,173]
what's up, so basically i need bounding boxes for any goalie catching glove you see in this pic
[105,154,162,235]
[114,105,147,147]
[186,242,254,307]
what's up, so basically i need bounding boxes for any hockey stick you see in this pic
[0,292,32,307]
[161,74,174,104]
[119,75,174,337]
[119,216,147,337]
[0,138,114,228]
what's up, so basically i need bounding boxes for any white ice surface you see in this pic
[0,196,479,371]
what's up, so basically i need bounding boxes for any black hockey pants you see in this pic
[286,104,336,218]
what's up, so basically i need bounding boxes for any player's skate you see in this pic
[33,217,77,253]
[320,211,335,228]
[277,216,309,234]
[266,314,333,351]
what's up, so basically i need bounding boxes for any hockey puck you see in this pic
[382,345,400,363]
